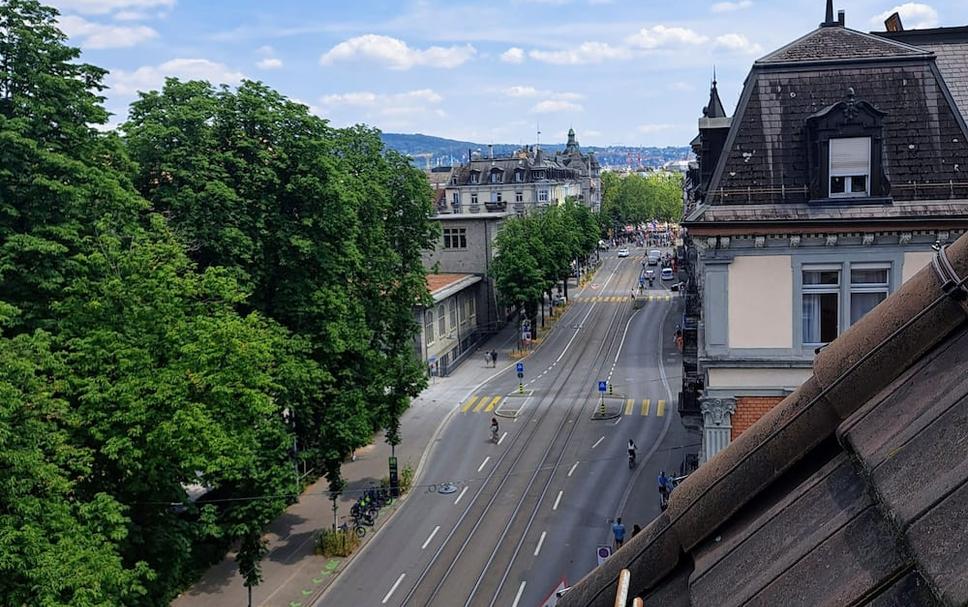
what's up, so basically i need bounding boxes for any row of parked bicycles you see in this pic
[338,486,396,538]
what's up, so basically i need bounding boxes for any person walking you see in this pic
[658,471,671,508]
[490,350,498,366]
[611,517,627,549]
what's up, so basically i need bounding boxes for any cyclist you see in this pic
[490,417,499,442]
[627,439,637,466]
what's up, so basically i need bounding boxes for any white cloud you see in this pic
[257,45,275,56]
[711,0,753,13]
[320,89,444,107]
[626,25,708,49]
[529,41,630,65]
[502,85,583,100]
[872,3,939,29]
[501,47,526,63]
[317,89,446,124]
[108,58,245,96]
[638,123,676,134]
[256,58,283,70]
[57,14,158,48]
[112,10,153,20]
[50,0,175,15]
[715,33,763,54]
[319,34,476,70]
[669,81,695,92]
[530,100,583,113]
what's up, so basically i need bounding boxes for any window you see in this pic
[469,171,479,184]
[802,268,840,346]
[449,299,457,329]
[515,170,524,183]
[829,137,870,198]
[515,191,523,203]
[489,171,501,184]
[471,193,478,204]
[424,309,434,345]
[496,191,503,203]
[437,305,446,336]
[451,192,459,205]
[849,266,889,324]
[443,228,467,249]
[538,189,549,202]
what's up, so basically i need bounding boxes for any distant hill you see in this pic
[380,132,690,169]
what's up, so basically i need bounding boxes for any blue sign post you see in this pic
[598,381,607,393]
[516,362,525,394]
[516,362,525,374]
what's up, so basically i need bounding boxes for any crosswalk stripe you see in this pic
[473,396,489,413]
[624,399,633,416]
[657,399,666,416]
[642,399,650,416]
[484,395,502,412]
[462,396,479,413]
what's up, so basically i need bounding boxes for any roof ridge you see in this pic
[757,25,931,65]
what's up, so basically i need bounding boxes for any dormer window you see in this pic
[829,137,870,197]
[514,169,524,182]
[469,171,479,185]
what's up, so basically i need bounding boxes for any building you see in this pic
[679,0,968,463]
[415,273,485,377]
[558,231,968,607]
[553,128,602,212]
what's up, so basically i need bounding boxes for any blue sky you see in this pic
[51,0,968,147]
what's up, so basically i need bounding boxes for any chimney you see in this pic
[837,10,845,26]
[820,0,836,27]
[885,12,904,32]
[488,144,494,159]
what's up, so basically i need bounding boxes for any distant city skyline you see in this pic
[50,0,968,147]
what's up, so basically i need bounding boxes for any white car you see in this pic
[661,267,674,280]
[617,248,630,258]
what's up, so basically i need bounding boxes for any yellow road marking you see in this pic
[484,395,502,412]
[624,399,633,415]
[641,399,650,416]
[461,396,479,413]
[657,399,666,416]
[473,396,490,413]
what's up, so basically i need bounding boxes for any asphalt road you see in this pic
[316,246,691,607]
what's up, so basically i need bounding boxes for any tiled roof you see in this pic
[425,273,473,295]
[558,232,968,607]
[918,41,968,119]
[757,26,929,64]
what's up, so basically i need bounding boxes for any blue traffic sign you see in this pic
[516,362,524,373]
[598,381,607,392]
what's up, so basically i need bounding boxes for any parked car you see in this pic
[661,267,674,280]
[617,248,630,258]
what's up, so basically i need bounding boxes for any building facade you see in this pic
[680,1,968,462]
[415,273,484,377]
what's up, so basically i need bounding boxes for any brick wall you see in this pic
[732,396,785,441]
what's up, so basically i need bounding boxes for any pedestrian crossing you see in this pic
[576,295,673,303]
[460,395,667,416]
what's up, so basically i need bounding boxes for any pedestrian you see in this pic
[611,517,626,549]
[632,524,642,538]
[658,471,670,505]
[491,350,498,366]
[485,352,491,367]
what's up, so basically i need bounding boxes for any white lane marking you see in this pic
[454,486,468,505]
[382,573,406,604]
[421,526,440,550]
[534,531,547,557]
[591,436,605,449]
[568,461,579,477]
[478,456,491,472]
[511,581,527,607]
[553,490,563,511]
[498,431,508,445]
[611,416,622,426]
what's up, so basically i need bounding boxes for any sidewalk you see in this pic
[172,320,526,607]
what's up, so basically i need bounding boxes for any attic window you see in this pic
[829,137,870,197]
[469,171,479,184]
[514,169,524,182]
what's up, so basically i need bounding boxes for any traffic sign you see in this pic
[517,372,524,379]
[598,381,607,393]
[597,545,612,566]
[516,362,524,373]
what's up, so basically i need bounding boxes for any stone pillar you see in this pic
[700,397,736,463]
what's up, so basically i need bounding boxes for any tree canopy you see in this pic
[600,171,683,228]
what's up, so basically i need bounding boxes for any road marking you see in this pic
[421,525,440,550]
[534,531,547,557]
[592,436,605,449]
[478,456,491,472]
[484,395,502,412]
[498,431,508,445]
[511,581,527,607]
[382,573,405,604]
[454,486,468,505]
[624,399,633,415]
[473,396,489,413]
[553,490,563,511]
[642,399,650,416]
[657,399,666,416]
[461,396,479,413]
[568,461,579,477]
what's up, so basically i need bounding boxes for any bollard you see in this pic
[609,383,613,396]
[519,383,524,394]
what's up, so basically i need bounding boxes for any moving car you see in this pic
[661,267,674,280]
[617,248,630,258]
[647,249,661,266]
[644,269,656,280]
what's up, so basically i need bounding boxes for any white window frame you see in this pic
[515,191,523,203]
[424,309,435,345]
[800,261,893,348]
[801,265,841,347]
[538,189,549,202]
[829,137,870,198]
[471,192,478,204]
[437,304,446,336]
[849,263,890,326]
[448,298,457,331]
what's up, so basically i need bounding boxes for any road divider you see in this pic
[553,490,563,511]
[421,526,440,550]
[382,573,405,604]
[477,456,490,472]
[534,531,547,557]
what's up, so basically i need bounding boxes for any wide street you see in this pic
[317,244,692,607]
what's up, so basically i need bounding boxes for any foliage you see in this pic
[600,171,684,227]
[314,528,360,557]
[400,463,415,495]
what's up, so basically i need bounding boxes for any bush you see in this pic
[400,463,415,494]
[314,529,359,557]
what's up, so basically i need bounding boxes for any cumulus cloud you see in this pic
[108,58,245,96]
[711,0,753,12]
[57,14,158,48]
[320,89,444,107]
[872,3,939,29]
[715,33,763,54]
[625,25,708,49]
[256,58,283,70]
[319,34,476,70]
[530,100,583,113]
[502,85,583,100]
[50,0,175,15]
[529,42,630,65]
[317,89,446,123]
[501,47,526,63]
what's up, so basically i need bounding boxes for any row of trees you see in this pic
[491,201,600,331]
[0,1,437,605]
[600,170,684,226]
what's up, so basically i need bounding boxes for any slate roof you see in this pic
[451,154,579,186]
[557,232,968,607]
[757,25,930,64]
[686,200,968,227]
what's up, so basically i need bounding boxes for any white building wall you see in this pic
[902,251,934,283]
[727,255,793,349]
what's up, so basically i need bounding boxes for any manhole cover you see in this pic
[438,482,458,494]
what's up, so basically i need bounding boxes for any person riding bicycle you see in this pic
[627,439,637,464]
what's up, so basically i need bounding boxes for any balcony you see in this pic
[484,202,507,212]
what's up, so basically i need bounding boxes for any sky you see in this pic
[49,0,968,147]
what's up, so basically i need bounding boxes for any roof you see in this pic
[756,25,930,65]
[558,231,968,607]
[686,200,968,228]
[425,273,480,302]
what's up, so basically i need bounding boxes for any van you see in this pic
[647,250,661,266]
